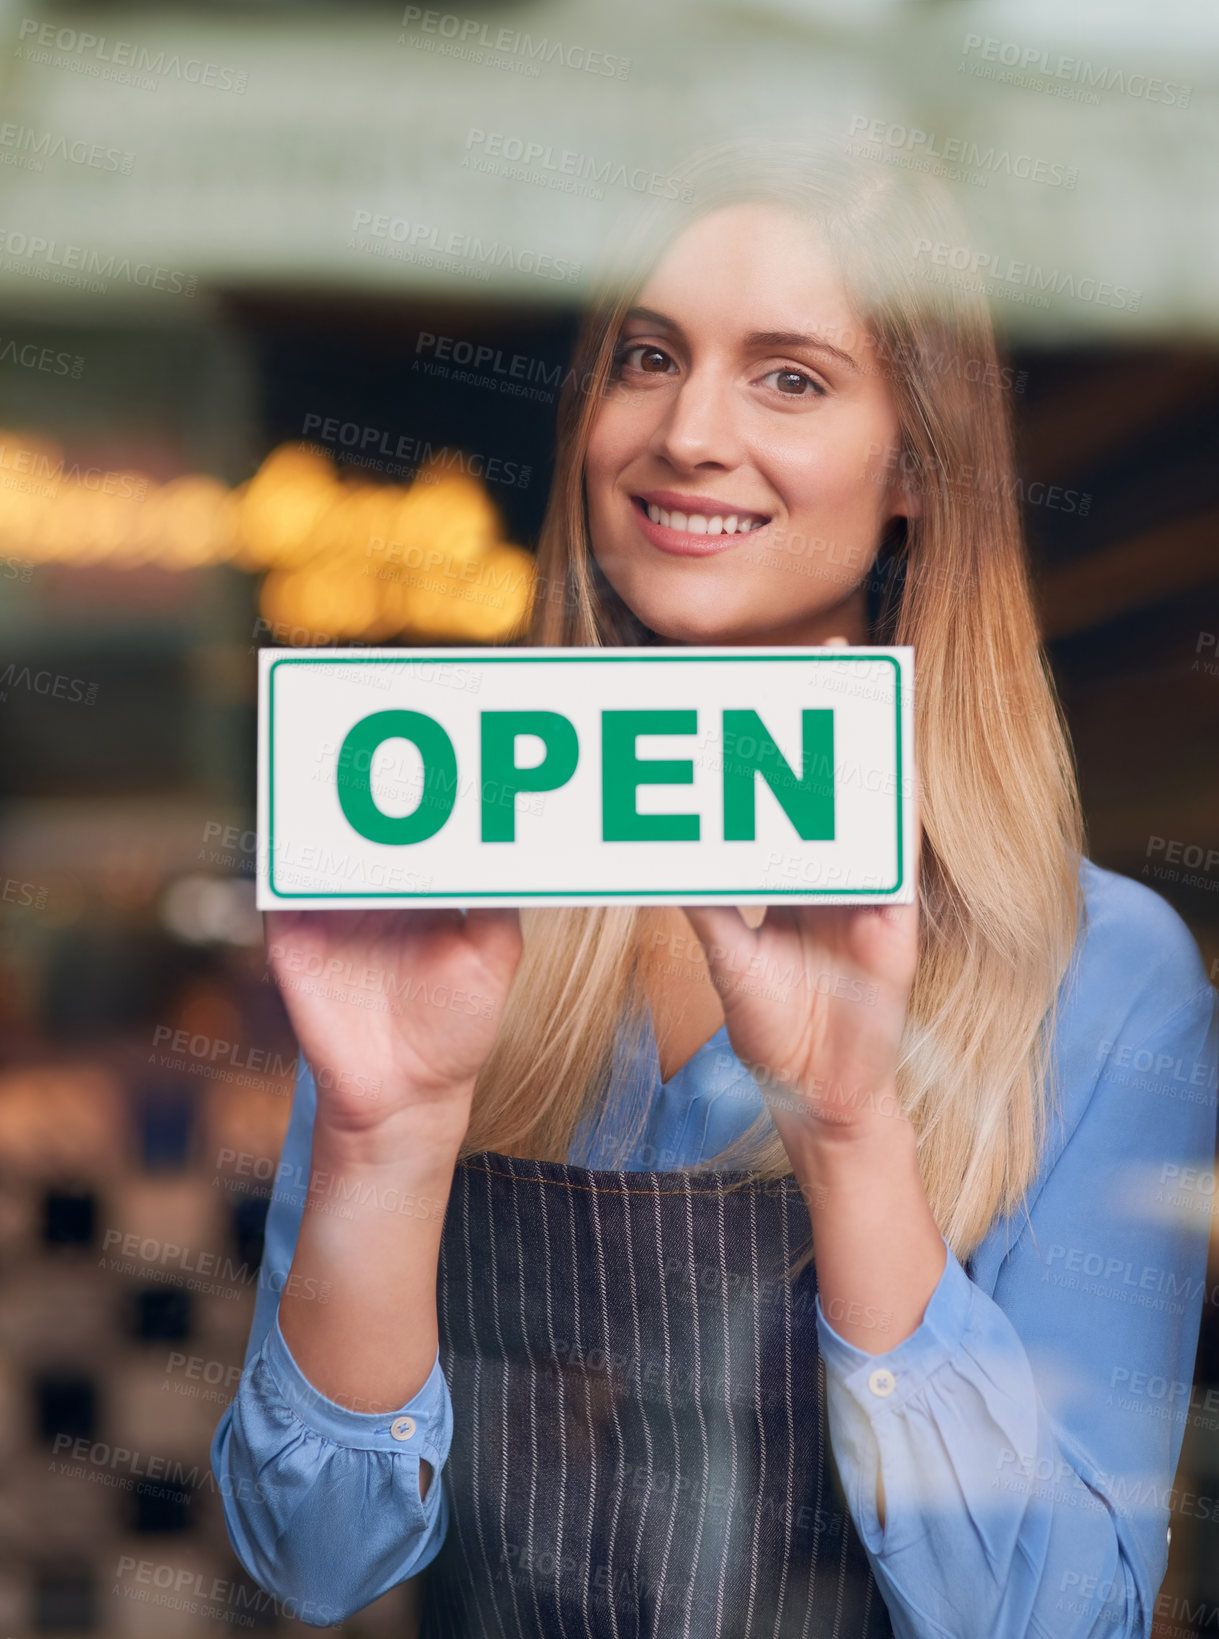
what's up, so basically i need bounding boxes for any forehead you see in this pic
[633,201,860,341]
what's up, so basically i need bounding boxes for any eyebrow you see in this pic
[622,306,861,374]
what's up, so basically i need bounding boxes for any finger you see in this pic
[462,905,523,953]
[263,908,322,948]
[264,909,306,935]
[265,908,365,952]
[680,902,750,943]
[396,906,466,931]
[680,903,757,998]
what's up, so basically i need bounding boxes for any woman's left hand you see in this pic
[682,675,921,1145]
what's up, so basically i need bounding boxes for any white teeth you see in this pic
[644,502,766,535]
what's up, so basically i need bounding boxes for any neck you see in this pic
[635,582,871,648]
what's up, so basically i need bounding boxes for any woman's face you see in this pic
[585,201,917,646]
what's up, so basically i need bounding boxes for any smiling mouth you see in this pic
[631,496,771,536]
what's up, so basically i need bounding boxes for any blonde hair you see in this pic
[461,138,1086,1265]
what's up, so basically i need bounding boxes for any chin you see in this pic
[630,606,746,646]
[600,563,756,645]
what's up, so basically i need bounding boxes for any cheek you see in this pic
[770,410,898,522]
[770,448,872,527]
[592,383,666,460]
[584,415,617,493]
[586,408,638,507]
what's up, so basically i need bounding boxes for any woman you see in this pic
[211,140,1219,1636]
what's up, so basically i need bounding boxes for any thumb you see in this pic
[680,904,757,1003]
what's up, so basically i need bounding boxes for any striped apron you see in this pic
[420,1152,894,1639]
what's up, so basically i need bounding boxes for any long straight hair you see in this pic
[460,139,1086,1264]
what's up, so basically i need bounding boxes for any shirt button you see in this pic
[390,1415,416,1441]
[867,1368,896,1398]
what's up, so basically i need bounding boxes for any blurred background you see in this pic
[0,0,1216,1633]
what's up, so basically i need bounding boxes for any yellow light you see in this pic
[0,432,533,642]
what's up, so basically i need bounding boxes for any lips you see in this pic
[633,492,771,537]
[628,494,772,558]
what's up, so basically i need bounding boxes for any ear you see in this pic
[891,471,923,521]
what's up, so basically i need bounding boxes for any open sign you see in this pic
[256,646,914,907]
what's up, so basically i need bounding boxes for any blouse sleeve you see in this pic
[815,977,1219,1639]
[209,1056,454,1627]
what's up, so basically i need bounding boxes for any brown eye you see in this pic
[614,342,674,376]
[760,367,826,399]
[638,347,670,373]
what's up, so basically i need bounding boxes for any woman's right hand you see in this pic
[264,907,524,1142]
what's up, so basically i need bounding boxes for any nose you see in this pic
[648,365,743,471]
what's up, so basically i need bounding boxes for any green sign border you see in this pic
[267,653,905,900]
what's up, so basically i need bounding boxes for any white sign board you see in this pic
[256,646,915,908]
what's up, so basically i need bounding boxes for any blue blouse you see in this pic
[211,859,1219,1635]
